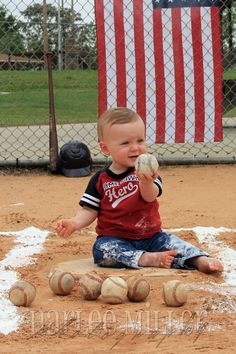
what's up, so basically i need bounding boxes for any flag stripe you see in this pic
[201,7,215,142]
[191,7,205,142]
[114,0,127,107]
[95,0,107,115]
[124,3,136,110]
[182,8,195,142]
[172,8,186,143]
[153,8,166,144]
[143,1,157,144]
[104,0,116,108]
[211,6,223,142]
[133,0,146,124]
[163,9,176,144]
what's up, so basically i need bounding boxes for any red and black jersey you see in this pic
[79,167,163,239]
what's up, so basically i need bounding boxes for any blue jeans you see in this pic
[92,232,208,269]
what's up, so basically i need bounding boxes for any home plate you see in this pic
[49,258,187,280]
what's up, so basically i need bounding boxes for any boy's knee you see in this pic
[93,237,120,253]
[92,238,126,267]
[92,239,110,262]
[93,239,109,255]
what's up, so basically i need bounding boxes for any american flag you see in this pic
[95,0,223,144]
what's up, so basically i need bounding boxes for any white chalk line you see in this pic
[0,226,49,335]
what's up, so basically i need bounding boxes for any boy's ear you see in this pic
[99,141,110,156]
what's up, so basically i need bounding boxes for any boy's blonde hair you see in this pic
[97,107,141,141]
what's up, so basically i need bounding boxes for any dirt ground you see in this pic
[0,164,236,353]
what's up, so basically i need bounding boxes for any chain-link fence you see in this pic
[0,0,235,167]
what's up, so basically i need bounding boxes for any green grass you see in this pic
[223,70,236,80]
[0,69,235,127]
[0,70,98,126]
[224,106,236,117]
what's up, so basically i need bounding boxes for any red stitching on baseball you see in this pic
[85,273,103,283]
[79,282,93,297]
[109,278,127,289]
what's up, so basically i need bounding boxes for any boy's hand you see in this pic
[54,219,78,238]
[135,170,159,183]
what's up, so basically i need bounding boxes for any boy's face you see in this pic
[99,117,147,172]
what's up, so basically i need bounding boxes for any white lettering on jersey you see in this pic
[105,182,138,208]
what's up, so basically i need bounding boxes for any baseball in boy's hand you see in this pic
[135,154,159,177]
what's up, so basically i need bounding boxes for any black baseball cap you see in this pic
[58,140,92,177]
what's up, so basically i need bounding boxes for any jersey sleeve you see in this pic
[154,176,162,197]
[79,172,101,211]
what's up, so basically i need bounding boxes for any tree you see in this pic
[221,0,236,53]
[20,3,58,54]
[20,2,97,69]
[22,4,94,62]
[0,6,25,54]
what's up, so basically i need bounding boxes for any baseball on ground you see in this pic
[162,280,189,307]
[79,271,104,300]
[49,270,75,295]
[9,280,36,307]
[101,276,128,304]
[127,275,150,302]
[135,153,159,177]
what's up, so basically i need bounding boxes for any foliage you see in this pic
[221,1,236,53]
[20,3,82,52]
[19,2,97,68]
[0,5,24,53]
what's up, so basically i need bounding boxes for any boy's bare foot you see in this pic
[138,250,177,268]
[190,256,224,274]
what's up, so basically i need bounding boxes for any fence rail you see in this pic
[0,0,235,167]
